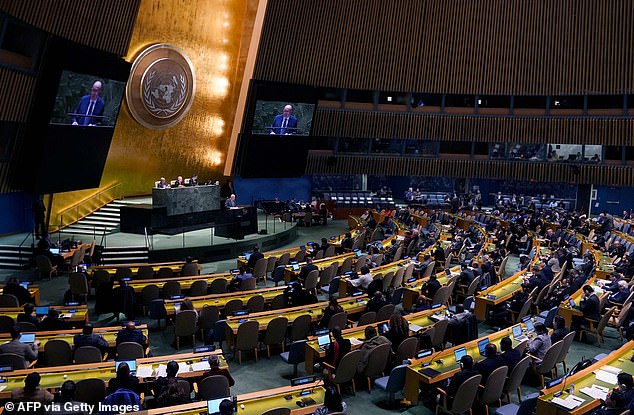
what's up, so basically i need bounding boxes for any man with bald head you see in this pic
[72,80,105,126]
[270,104,298,135]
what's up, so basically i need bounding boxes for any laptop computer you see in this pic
[522,316,535,333]
[50,248,60,255]
[292,263,300,271]
[512,324,526,342]
[454,347,467,364]
[19,282,30,290]
[317,334,331,351]
[377,323,389,335]
[477,338,489,357]
[356,251,363,257]
[207,397,231,415]
[243,252,252,261]
[35,306,49,316]
[19,333,35,344]
[115,360,137,375]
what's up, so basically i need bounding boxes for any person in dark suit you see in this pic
[73,324,108,354]
[474,343,504,384]
[173,176,185,187]
[116,321,147,346]
[269,104,298,135]
[107,361,139,394]
[458,263,475,286]
[225,194,238,209]
[443,355,479,409]
[201,354,235,386]
[188,174,198,186]
[3,278,33,305]
[550,315,569,344]
[323,327,351,369]
[433,245,446,263]
[40,309,68,331]
[71,80,105,126]
[32,195,46,239]
[17,303,41,330]
[577,285,601,322]
[298,256,318,283]
[499,336,521,371]
[246,246,264,271]
[0,325,39,361]
[607,281,630,307]
[367,291,388,313]
[318,298,344,328]
[422,274,442,299]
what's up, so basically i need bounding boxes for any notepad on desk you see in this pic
[595,369,619,385]
[349,338,364,346]
[552,395,585,410]
[135,365,154,378]
[191,361,210,371]
[155,364,167,378]
[178,362,190,373]
[409,324,423,333]
[601,365,622,375]
[580,385,609,401]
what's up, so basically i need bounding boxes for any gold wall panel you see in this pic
[50,0,258,221]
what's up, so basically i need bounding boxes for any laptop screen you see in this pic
[19,333,35,343]
[207,397,231,415]
[244,252,252,261]
[356,251,363,257]
[522,317,535,332]
[115,360,136,372]
[35,306,49,315]
[477,338,489,355]
[19,282,30,289]
[512,325,523,340]
[454,347,467,362]
[292,264,300,271]
[50,248,60,255]
[317,335,330,347]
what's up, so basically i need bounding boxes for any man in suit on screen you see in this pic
[269,104,298,135]
[72,80,105,126]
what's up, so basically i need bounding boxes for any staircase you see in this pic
[58,199,144,238]
[0,245,33,269]
[100,245,149,265]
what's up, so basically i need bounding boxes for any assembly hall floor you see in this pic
[0,219,625,414]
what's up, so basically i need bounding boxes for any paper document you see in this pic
[350,338,364,346]
[601,365,622,375]
[409,324,423,332]
[178,362,191,373]
[155,364,167,378]
[0,385,6,392]
[552,395,585,409]
[191,361,209,371]
[135,365,154,378]
[595,370,619,385]
[580,385,609,401]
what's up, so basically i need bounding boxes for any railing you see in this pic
[53,182,122,232]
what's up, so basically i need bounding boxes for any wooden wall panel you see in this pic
[306,153,634,187]
[313,108,634,146]
[0,69,35,122]
[254,0,634,95]
[0,0,140,55]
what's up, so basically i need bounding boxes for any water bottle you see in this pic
[569,383,575,396]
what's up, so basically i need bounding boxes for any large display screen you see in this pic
[50,70,126,127]
[251,100,315,136]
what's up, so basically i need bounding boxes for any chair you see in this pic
[36,255,57,280]
[436,374,481,415]
[253,257,268,285]
[508,299,532,324]
[270,293,286,310]
[357,311,376,326]
[382,272,395,292]
[340,257,353,273]
[391,287,404,306]
[261,409,291,415]
[74,346,103,364]
[117,342,145,360]
[304,269,319,294]
[198,375,230,400]
[189,280,208,297]
[246,295,265,313]
[175,310,198,350]
[91,270,111,291]
[325,245,336,258]
[395,337,418,363]
[318,267,334,290]
[280,339,306,377]
[162,281,181,298]
[324,350,362,394]
[209,278,228,294]
[328,312,348,331]
[75,378,106,405]
[479,366,508,413]
[181,262,199,277]
[156,267,173,278]
[294,250,307,263]
[432,286,450,306]
[115,267,133,280]
[266,256,279,276]
[0,353,28,370]
[495,392,539,415]
[278,252,291,266]
[361,342,392,392]
[234,320,259,364]
[503,356,531,403]
[149,299,167,329]
[375,364,408,404]
[136,265,154,279]
[423,261,436,278]
[579,306,616,344]
[199,305,219,339]
[264,316,288,358]
[314,250,324,260]
[239,277,257,291]
[289,314,311,341]
[141,284,160,315]
[533,340,563,387]
[432,318,449,351]
[391,267,405,288]
[554,331,576,376]
[17,322,37,332]
[0,294,18,308]
[376,304,395,322]
[44,339,73,366]
[223,299,243,317]
[612,302,632,340]
[68,272,90,304]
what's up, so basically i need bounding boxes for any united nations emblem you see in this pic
[126,44,195,130]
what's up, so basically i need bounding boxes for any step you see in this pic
[93,211,120,218]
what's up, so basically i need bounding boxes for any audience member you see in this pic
[298,256,318,283]
[3,278,32,305]
[357,326,391,374]
[442,355,479,410]
[550,315,570,344]
[527,323,551,361]
[350,265,373,290]
[0,325,39,361]
[474,343,503,383]
[385,313,409,353]
[323,327,351,370]
[107,361,139,394]
[499,336,521,371]
[40,309,69,331]
[202,354,235,387]
[17,303,41,330]
[116,321,147,346]
[366,291,388,313]
[11,372,53,403]
[319,298,344,328]
[74,323,108,354]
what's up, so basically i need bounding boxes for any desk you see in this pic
[304,306,444,374]
[0,325,149,349]
[0,350,226,399]
[139,382,325,415]
[152,185,221,216]
[0,285,40,305]
[284,252,356,282]
[127,273,233,294]
[557,276,605,328]
[338,259,411,298]
[164,286,287,315]
[0,305,88,325]
[404,324,527,403]
[89,260,193,277]
[537,340,634,415]
[401,265,459,311]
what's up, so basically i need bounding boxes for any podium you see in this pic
[215,206,258,240]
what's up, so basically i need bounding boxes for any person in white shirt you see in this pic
[351,265,373,290]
